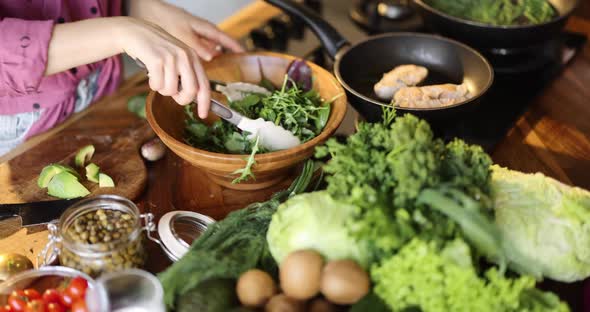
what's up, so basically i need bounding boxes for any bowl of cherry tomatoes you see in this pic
[0,266,108,312]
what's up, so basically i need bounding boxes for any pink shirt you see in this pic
[0,0,123,139]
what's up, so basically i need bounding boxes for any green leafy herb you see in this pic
[231,136,260,184]
[183,75,329,183]
[372,238,569,312]
[177,279,239,312]
[427,0,556,26]
[127,93,148,119]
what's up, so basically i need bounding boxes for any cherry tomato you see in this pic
[9,291,25,298]
[70,300,87,312]
[8,291,27,312]
[41,289,60,305]
[57,293,72,309]
[24,300,45,312]
[0,304,13,312]
[22,290,40,301]
[45,303,64,312]
[65,277,87,300]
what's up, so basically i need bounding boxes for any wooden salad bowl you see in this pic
[146,52,347,190]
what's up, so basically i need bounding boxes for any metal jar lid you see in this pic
[156,211,215,262]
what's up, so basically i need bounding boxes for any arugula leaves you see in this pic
[183,75,330,183]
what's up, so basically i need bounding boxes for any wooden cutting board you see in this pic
[0,84,152,204]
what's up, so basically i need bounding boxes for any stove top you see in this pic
[242,0,587,151]
[349,0,424,34]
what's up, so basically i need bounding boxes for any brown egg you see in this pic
[309,298,336,312]
[264,294,305,312]
[320,259,370,305]
[279,250,324,300]
[236,269,277,307]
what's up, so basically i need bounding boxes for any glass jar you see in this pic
[39,195,155,278]
[0,266,109,312]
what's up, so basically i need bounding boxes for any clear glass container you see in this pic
[0,266,109,312]
[96,269,164,312]
[39,195,155,278]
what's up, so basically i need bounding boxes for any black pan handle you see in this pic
[264,0,349,59]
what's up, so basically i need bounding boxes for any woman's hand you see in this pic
[128,0,244,61]
[118,18,212,118]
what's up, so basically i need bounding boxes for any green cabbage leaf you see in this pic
[492,165,590,282]
[266,191,371,268]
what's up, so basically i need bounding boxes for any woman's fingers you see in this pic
[146,58,165,92]
[160,54,179,96]
[183,34,215,62]
[172,50,198,105]
[193,21,244,53]
[198,37,223,57]
[193,60,211,119]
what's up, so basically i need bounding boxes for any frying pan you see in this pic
[265,0,494,124]
[413,0,580,51]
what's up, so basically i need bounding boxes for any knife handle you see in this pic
[210,99,243,126]
[0,204,20,221]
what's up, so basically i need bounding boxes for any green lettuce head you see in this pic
[492,165,590,282]
[267,191,371,268]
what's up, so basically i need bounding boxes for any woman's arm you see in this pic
[0,18,54,97]
[45,17,125,76]
[46,16,211,116]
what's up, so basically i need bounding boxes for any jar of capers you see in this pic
[39,195,155,277]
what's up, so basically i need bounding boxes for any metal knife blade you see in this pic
[0,199,81,226]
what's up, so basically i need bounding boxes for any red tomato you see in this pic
[70,300,87,312]
[65,277,88,300]
[10,291,25,298]
[23,300,45,312]
[22,290,40,301]
[57,293,72,309]
[45,303,64,312]
[0,304,13,312]
[8,291,27,312]
[41,290,60,305]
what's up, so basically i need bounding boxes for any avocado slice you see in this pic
[75,145,95,168]
[47,171,90,199]
[98,173,115,187]
[85,163,100,183]
[38,164,79,188]
[53,164,81,179]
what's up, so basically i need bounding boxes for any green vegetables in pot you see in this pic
[426,0,557,26]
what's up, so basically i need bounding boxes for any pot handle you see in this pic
[265,0,349,59]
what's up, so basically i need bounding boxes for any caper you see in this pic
[58,208,147,277]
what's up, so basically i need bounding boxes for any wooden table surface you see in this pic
[1,1,590,309]
[492,17,590,190]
